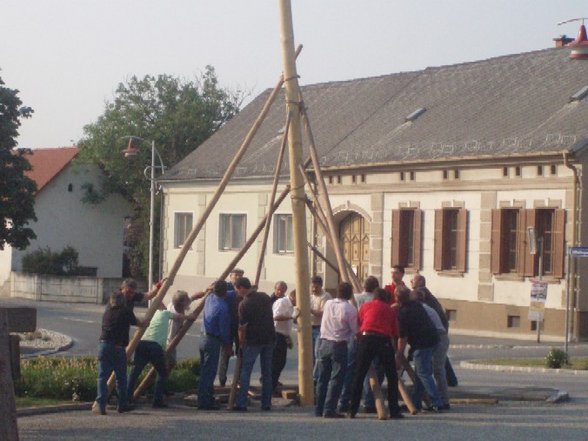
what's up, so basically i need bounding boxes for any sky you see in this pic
[2,0,588,149]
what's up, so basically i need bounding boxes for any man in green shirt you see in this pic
[127,294,193,408]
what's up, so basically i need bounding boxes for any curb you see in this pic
[17,402,91,417]
[459,360,588,376]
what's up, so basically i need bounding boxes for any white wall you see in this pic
[11,163,130,278]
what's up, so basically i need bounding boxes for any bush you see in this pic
[15,356,200,402]
[545,348,569,369]
[22,246,80,276]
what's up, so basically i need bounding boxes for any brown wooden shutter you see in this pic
[491,209,502,274]
[516,209,527,275]
[413,209,423,270]
[552,209,566,279]
[523,209,537,277]
[456,208,468,273]
[434,209,444,271]
[391,209,400,268]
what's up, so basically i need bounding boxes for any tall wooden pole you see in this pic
[278,0,313,406]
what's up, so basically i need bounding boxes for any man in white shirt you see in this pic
[315,282,358,418]
[271,281,295,392]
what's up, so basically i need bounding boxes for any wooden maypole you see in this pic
[278,0,314,406]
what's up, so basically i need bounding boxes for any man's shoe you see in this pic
[152,401,169,409]
[423,405,441,413]
[117,404,135,413]
[389,412,404,419]
[231,406,248,412]
[346,411,356,419]
[91,401,106,415]
[441,403,451,410]
[323,411,345,419]
[261,406,271,411]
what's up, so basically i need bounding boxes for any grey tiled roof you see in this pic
[165,48,588,181]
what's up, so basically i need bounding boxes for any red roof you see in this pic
[22,147,80,194]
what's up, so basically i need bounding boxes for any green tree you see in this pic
[0,74,37,250]
[78,66,243,278]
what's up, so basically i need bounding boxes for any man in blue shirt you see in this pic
[197,280,231,410]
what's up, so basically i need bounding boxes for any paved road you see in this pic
[17,399,588,441]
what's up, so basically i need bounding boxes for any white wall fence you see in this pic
[10,272,124,304]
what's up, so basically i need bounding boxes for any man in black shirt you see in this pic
[233,277,275,411]
[93,292,147,415]
[396,286,444,412]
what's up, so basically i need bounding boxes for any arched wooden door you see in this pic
[339,213,370,284]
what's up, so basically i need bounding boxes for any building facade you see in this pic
[161,47,588,340]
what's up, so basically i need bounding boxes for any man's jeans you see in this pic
[412,346,443,409]
[315,339,348,416]
[337,338,356,411]
[236,343,274,409]
[198,334,222,408]
[127,340,167,404]
[312,327,320,381]
[432,333,450,405]
[272,333,288,390]
[96,342,128,412]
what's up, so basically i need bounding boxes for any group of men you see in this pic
[198,269,298,411]
[94,266,453,418]
[312,266,453,419]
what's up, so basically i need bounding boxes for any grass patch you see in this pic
[15,356,200,404]
[470,357,588,370]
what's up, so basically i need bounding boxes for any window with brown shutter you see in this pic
[391,208,423,270]
[491,207,565,278]
[434,207,468,273]
[491,208,521,274]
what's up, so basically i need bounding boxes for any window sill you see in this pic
[529,277,562,285]
[494,273,524,282]
[437,270,465,278]
[274,252,294,256]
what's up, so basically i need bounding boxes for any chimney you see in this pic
[554,34,574,48]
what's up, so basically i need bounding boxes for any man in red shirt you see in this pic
[384,265,406,305]
[348,288,403,419]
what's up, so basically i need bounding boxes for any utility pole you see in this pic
[278,0,314,405]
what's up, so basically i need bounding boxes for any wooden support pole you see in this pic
[254,111,291,287]
[0,310,19,441]
[398,378,418,415]
[300,107,357,289]
[278,0,314,406]
[307,242,339,275]
[133,187,291,399]
[300,166,362,294]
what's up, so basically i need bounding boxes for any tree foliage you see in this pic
[78,67,243,278]
[0,74,37,250]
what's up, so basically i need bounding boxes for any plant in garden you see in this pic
[545,348,569,368]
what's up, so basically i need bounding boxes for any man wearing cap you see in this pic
[197,280,231,410]
[233,277,275,411]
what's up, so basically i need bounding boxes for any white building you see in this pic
[160,46,588,341]
[0,147,130,294]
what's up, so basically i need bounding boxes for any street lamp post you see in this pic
[121,137,166,290]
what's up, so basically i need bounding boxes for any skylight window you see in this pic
[405,107,426,122]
